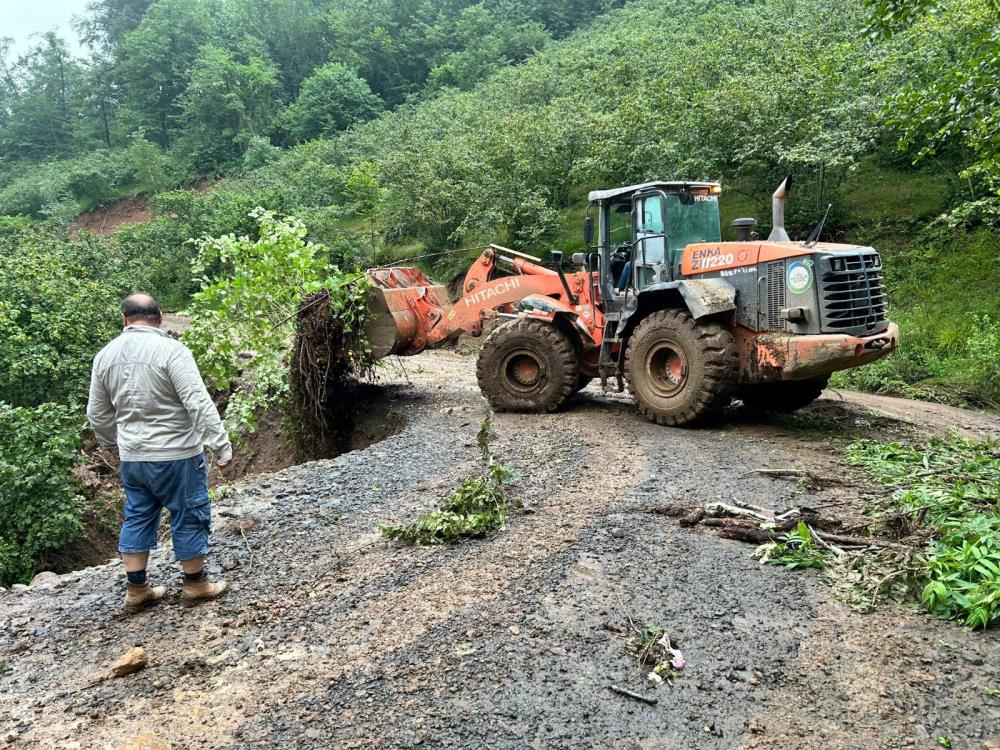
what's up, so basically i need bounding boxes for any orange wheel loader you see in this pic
[363,177,898,426]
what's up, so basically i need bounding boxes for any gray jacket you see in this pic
[86,325,233,463]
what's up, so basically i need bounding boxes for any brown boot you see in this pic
[124,583,167,613]
[181,576,228,603]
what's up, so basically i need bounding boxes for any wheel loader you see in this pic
[363,177,898,425]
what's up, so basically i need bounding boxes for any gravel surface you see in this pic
[1,350,998,750]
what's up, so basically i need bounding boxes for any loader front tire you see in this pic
[737,376,829,413]
[624,309,737,426]
[477,318,579,413]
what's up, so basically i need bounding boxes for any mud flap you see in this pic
[675,279,737,320]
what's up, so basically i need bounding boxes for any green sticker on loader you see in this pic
[786,260,813,294]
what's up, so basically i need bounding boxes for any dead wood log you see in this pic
[718,527,778,544]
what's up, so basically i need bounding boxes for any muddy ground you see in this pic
[1,351,998,750]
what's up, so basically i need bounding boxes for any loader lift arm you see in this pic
[365,245,603,358]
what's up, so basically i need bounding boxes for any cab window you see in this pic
[665,193,721,260]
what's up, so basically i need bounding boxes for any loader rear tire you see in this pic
[624,309,737,426]
[737,376,829,413]
[477,318,579,413]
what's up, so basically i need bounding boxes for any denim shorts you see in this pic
[119,452,212,561]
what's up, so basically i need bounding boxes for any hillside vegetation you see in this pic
[0,0,998,583]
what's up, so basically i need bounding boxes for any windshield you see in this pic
[666,193,721,260]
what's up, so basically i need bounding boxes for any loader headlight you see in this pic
[831,257,846,272]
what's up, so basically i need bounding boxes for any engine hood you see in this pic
[681,241,875,276]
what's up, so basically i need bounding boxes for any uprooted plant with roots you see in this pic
[183,209,373,447]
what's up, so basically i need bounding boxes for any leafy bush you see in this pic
[0,226,121,406]
[183,209,370,437]
[64,149,134,208]
[0,138,180,218]
[849,436,1000,628]
[0,403,84,586]
[922,516,1000,630]
[109,185,301,309]
[0,163,71,219]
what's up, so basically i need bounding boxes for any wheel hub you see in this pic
[644,340,688,398]
[502,350,545,393]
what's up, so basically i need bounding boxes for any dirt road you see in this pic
[2,351,998,750]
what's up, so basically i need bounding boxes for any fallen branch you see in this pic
[608,684,659,706]
[752,467,856,489]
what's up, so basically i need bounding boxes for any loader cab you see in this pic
[588,181,723,306]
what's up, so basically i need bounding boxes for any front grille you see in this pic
[766,261,785,331]
[820,253,888,334]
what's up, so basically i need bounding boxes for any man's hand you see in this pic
[215,458,233,474]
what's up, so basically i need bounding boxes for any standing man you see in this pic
[87,293,232,613]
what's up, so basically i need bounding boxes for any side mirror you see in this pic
[571,252,587,266]
[583,216,594,246]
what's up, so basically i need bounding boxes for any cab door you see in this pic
[631,191,668,290]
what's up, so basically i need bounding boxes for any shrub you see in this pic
[242,135,283,171]
[0,227,121,407]
[0,402,85,586]
[65,149,133,208]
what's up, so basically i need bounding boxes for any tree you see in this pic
[175,45,279,171]
[78,0,156,48]
[279,62,382,144]
[217,0,332,100]
[115,0,218,148]
[1,33,84,160]
[427,6,549,91]
[866,0,1000,195]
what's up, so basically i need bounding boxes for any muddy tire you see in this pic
[477,318,579,413]
[624,309,737,426]
[737,376,830,413]
[573,373,594,393]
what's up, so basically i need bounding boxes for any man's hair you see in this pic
[121,293,162,323]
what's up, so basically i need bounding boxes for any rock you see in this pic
[30,571,61,589]
[111,647,148,677]
[11,584,28,593]
[960,652,985,666]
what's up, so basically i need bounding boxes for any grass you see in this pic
[847,436,1000,628]
[839,159,947,226]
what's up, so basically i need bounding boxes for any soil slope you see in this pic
[1,352,998,750]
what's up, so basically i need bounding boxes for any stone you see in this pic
[111,646,148,677]
[30,571,61,589]
[11,584,28,593]
[960,652,985,666]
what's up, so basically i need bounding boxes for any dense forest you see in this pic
[0,0,998,585]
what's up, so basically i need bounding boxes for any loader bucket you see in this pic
[364,267,450,358]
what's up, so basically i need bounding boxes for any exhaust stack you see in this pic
[768,175,793,242]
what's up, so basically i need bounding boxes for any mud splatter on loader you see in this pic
[363,178,899,425]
